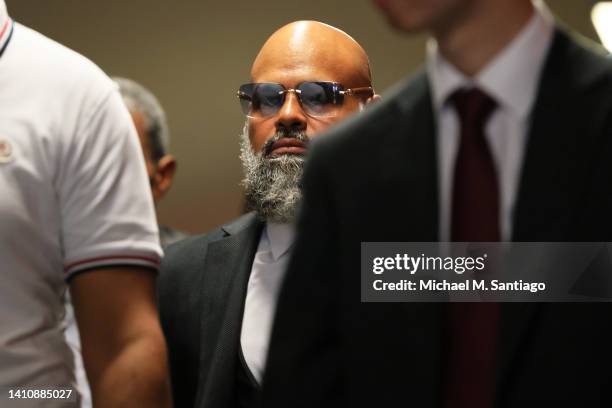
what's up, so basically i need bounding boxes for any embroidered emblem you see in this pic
[0,138,14,163]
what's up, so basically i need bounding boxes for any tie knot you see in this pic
[450,88,497,128]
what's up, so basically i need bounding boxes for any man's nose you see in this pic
[275,92,307,133]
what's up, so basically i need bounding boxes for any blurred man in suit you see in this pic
[264,0,612,407]
[157,21,378,408]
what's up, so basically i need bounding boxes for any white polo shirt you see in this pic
[0,1,162,399]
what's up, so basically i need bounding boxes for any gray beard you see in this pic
[239,123,307,223]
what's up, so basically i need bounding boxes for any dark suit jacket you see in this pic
[262,29,612,407]
[158,213,263,408]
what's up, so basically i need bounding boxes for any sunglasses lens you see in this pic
[238,84,254,116]
[251,83,285,117]
[298,82,343,117]
[238,82,346,118]
[238,83,284,117]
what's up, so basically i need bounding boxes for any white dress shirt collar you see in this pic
[240,222,295,384]
[427,1,555,120]
[264,222,295,262]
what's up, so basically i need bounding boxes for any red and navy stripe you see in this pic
[64,254,161,278]
[0,18,14,58]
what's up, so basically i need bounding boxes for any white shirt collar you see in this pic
[427,0,555,119]
[262,222,295,262]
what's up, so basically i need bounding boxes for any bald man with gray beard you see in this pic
[157,21,378,408]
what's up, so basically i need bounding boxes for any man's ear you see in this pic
[366,94,382,104]
[151,154,177,202]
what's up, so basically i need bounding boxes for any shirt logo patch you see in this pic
[0,138,14,163]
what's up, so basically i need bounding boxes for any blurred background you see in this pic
[7,0,607,234]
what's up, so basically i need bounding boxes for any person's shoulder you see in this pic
[158,214,260,298]
[161,212,260,274]
[159,226,190,248]
[162,228,225,271]
[9,22,115,99]
[308,70,429,164]
[157,228,224,304]
[553,27,612,90]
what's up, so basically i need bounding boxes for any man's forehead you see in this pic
[251,63,354,87]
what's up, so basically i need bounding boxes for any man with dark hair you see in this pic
[158,20,377,408]
[264,0,612,407]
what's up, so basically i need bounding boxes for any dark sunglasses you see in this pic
[237,81,374,118]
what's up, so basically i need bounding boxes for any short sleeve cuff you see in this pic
[64,243,163,280]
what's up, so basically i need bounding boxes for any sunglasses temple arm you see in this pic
[343,87,374,97]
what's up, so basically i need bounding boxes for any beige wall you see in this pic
[8,0,601,234]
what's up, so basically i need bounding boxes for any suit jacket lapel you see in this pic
[195,213,263,408]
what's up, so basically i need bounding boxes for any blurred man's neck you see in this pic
[434,0,534,76]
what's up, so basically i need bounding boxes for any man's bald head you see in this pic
[252,21,372,92]
[240,21,376,223]
[245,21,376,155]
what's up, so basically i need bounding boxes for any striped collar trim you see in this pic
[0,18,14,58]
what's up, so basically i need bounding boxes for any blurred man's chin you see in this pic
[383,13,431,33]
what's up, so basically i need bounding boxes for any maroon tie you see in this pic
[446,88,500,408]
